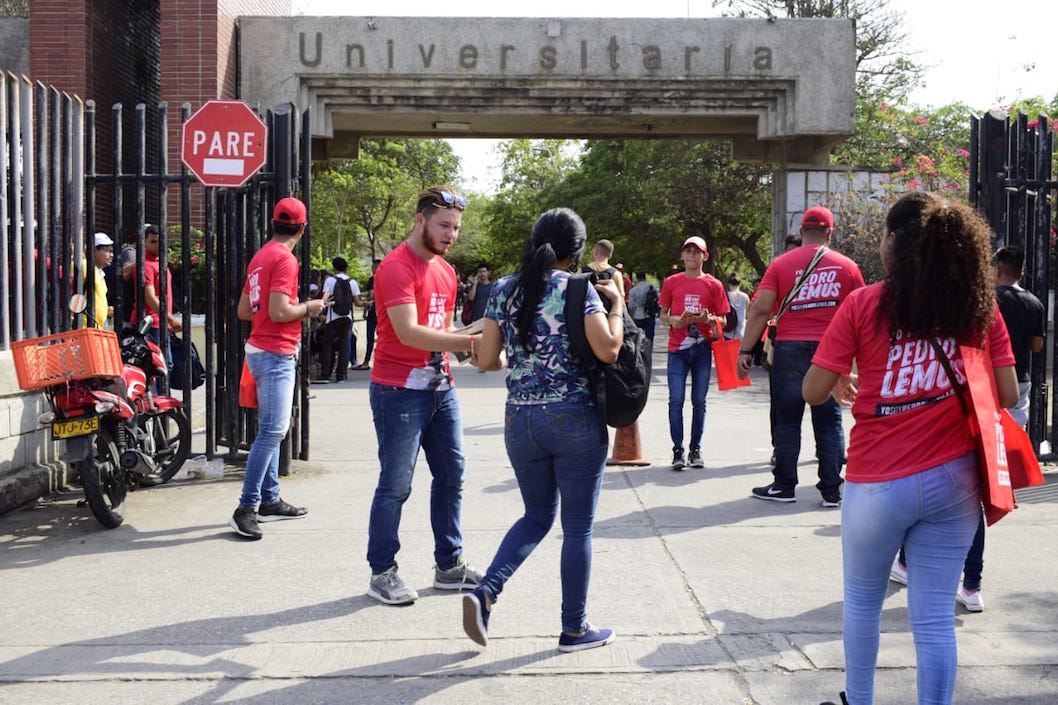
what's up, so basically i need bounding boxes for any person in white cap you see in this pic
[658,235,730,470]
[90,232,115,329]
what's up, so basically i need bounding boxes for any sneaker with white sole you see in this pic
[256,498,308,522]
[687,448,704,468]
[368,567,419,605]
[889,556,908,585]
[434,559,484,590]
[462,589,491,646]
[751,483,795,502]
[957,586,984,612]
[671,448,686,470]
[558,623,615,652]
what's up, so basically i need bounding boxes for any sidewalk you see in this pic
[0,342,1055,704]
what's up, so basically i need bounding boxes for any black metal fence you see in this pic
[970,111,1057,457]
[2,72,314,465]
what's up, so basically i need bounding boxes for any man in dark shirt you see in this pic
[994,245,1045,427]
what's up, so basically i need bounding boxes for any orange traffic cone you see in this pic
[606,422,650,466]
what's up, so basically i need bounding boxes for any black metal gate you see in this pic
[970,111,1057,457]
[2,72,314,466]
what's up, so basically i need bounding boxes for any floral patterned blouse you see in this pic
[485,271,604,405]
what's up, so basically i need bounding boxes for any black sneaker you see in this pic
[687,448,704,468]
[751,483,795,502]
[671,448,686,471]
[257,498,308,522]
[311,377,330,384]
[229,505,263,540]
[821,494,841,508]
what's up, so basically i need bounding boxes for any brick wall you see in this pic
[28,0,90,97]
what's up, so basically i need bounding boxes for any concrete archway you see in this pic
[240,16,855,165]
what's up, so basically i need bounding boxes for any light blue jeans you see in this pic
[478,401,607,634]
[841,452,981,705]
[238,351,297,508]
[366,383,466,575]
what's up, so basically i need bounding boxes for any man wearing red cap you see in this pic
[659,235,730,470]
[738,206,865,506]
[229,197,329,540]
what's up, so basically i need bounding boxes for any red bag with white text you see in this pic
[959,345,1042,525]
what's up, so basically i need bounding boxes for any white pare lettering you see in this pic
[192,130,258,158]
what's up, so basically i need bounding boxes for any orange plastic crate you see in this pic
[11,328,123,391]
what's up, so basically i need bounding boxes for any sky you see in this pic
[295,0,1058,192]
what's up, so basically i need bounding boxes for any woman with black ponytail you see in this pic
[805,192,1018,705]
[463,207,624,653]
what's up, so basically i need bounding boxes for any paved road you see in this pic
[1,340,1055,704]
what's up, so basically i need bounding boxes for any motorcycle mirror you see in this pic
[138,316,153,336]
[69,294,88,314]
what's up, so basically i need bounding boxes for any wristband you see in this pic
[607,311,622,318]
[304,302,311,318]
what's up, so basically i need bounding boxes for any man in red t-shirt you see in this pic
[228,197,329,541]
[122,224,183,368]
[738,206,865,505]
[366,185,482,606]
[658,236,730,470]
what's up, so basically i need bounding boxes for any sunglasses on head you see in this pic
[420,191,467,212]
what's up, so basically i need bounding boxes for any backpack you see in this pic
[581,264,618,285]
[723,292,739,335]
[564,274,652,429]
[643,286,660,318]
[331,276,354,316]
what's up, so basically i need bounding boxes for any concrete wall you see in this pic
[0,18,29,75]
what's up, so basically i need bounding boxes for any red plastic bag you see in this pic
[710,320,750,391]
[239,358,258,409]
[959,345,1041,525]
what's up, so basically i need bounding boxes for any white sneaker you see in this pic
[889,556,908,585]
[957,586,984,612]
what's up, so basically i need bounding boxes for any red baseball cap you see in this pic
[802,206,834,229]
[273,197,307,226]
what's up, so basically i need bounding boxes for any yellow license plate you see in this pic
[53,416,99,439]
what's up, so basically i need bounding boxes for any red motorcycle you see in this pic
[15,314,191,528]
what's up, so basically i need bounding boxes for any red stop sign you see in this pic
[181,101,268,188]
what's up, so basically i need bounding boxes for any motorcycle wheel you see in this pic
[81,428,127,529]
[137,408,192,487]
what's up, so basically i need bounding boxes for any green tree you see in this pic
[554,139,773,280]
[0,0,28,17]
[310,138,459,268]
[479,139,580,276]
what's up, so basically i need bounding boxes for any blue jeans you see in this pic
[667,342,712,451]
[239,351,297,508]
[772,340,844,496]
[367,383,466,574]
[842,452,981,705]
[478,401,607,634]
[634,317,656,345]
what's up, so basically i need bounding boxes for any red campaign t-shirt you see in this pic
[371,241,458,390]
[658,272,730,352]
[812,283,1015,483]
[242,240,302,355]
[759,245,865,342]
[129,252,174,330]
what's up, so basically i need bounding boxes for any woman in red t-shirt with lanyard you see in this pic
[804,192,1017,705]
